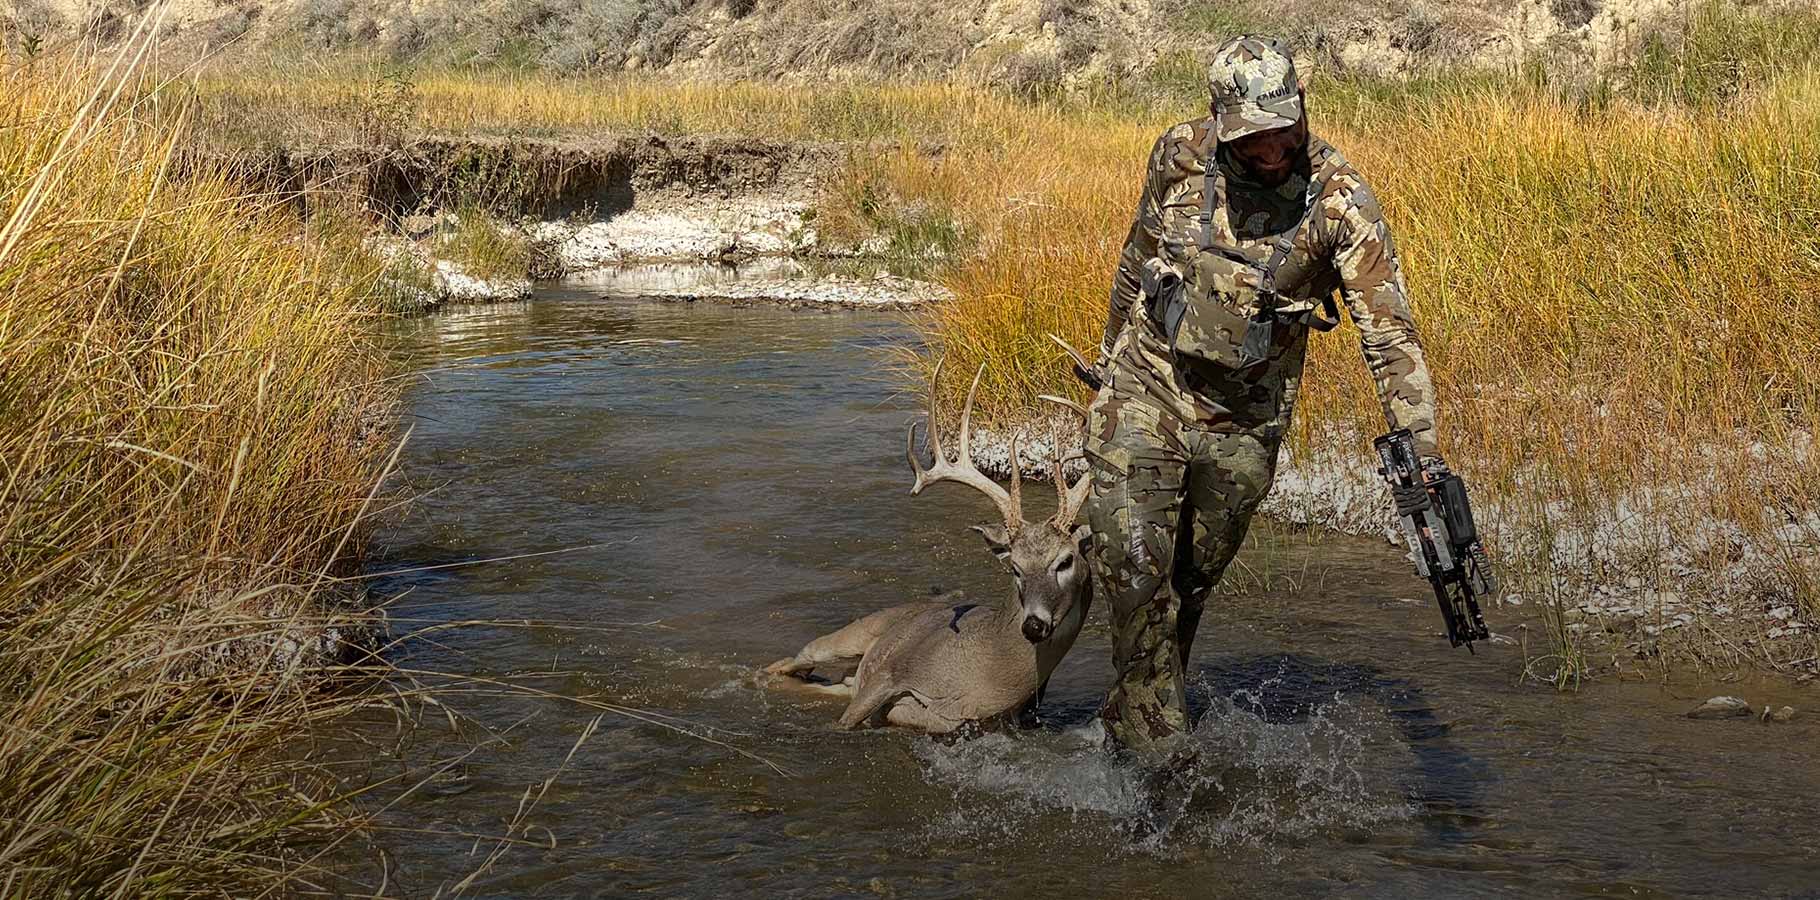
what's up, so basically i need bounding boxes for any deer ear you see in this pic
[969,524,1012,559]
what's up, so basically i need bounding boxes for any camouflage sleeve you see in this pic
[1102,131,1173,355]
[1325,170,1440,457]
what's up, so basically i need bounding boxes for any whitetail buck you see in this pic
[765,360,1092,732]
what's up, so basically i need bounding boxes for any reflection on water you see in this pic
[353,284,1820,897]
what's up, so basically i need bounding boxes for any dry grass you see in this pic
[863,76,1820,674]
[173,13,1820,676]
[187,63,1111,146]
[0,44,408,894]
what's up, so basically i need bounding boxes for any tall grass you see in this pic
[0,48,403,894]
[873,77,1820,670]
[174,6,1820,671]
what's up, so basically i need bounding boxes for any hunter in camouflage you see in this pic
[1084,35,1440,756]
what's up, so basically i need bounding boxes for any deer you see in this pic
[763,359,1093,733]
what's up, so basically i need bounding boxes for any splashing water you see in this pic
[914,674,1418,858]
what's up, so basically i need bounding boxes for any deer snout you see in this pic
[1022,613,1053,643]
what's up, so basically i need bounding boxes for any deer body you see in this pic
[768,577,1091,731]
[766,361,1094,733]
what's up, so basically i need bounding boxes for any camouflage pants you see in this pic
[1082,383,1280,754]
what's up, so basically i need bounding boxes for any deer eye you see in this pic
[1054,555,1073,575]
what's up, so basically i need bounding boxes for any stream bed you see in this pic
[354,281,1820,897]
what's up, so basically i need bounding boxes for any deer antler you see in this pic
[908,358,1025,533]
[1038,393,1092,528]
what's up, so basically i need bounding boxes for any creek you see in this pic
[355,278,1820,897]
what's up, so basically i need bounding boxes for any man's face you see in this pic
[1223,99,1308,187]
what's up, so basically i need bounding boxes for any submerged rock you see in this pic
[1685,696,1752,719]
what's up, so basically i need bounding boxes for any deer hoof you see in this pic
[762,658,807,677]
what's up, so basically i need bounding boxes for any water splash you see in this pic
[914,679,1418,857]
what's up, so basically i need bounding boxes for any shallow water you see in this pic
[354,284,1820,897]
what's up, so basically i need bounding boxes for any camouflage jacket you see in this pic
[1102,117,1438,456]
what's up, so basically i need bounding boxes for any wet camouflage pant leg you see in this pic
[1084,392,1191,749]
[1172,426,1279,668]
[1084,392,1279,753]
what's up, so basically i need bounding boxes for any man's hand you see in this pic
[1392,456,1447,516]
[1048,333,1106,391]
[1073,352,1109,391]
[1392,481,1428,517]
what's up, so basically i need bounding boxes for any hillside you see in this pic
[3,0,1772,86]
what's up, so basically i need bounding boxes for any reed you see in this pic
[174,5,1820,671]
[0,45,404,894]
[879,74,1820,670]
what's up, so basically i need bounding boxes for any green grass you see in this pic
[439,204,534,282]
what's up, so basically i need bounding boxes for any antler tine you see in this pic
[926,356,947,462]
[955,362,984,464]
[906,357,1021,531]
[1038,393,1093,527]
[1037,393,1089,420]
[1005,427,1023,533]
[1047,332,1093,374]
[907,357,943,491]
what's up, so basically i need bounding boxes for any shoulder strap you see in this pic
[1198,138,1340,280]
[1199,127,1219,251]
[1257,145,1338,294]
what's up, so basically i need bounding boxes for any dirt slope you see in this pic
[4,0,1748,82]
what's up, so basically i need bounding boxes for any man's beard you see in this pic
[1224,138,1310,188]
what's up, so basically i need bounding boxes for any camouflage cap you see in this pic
[1207,36,1303,142]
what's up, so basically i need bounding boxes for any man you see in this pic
[1083,35,1439,755]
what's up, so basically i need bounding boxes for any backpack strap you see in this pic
[1276,147,1346,332]
[1201,138,1348,334]
[1258,144,1338,296]
[1199,126,1220,251]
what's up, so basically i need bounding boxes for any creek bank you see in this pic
[243,133,948,309]
[956,420,1820,675]
[570,261,952,310]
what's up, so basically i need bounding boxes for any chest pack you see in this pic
[1145,140,1344,373]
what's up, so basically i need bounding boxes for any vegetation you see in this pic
[177,3,1820,676]
[4,21,1815,894]
[0,3,1811,894]
[0,45,405,894]
[439,203,537,281]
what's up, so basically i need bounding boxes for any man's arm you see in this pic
[1101,131,1175,359]
[1326,170,1440,458]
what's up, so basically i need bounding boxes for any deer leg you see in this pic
[883,690,964,733]
[763,607,905,679]
[795,676,856,698]
[762,632,862,678]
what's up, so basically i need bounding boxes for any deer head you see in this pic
[907,359,1092,644]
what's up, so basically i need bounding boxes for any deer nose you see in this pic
[1022,614,1053,643]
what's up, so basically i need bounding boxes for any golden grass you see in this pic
[181,57,1820,671]
[0,49,405,894]
[860,75,1820,672]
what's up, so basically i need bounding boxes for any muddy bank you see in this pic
[217,132,837,223]
[217,132,950,308]
[570,261,952,310]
